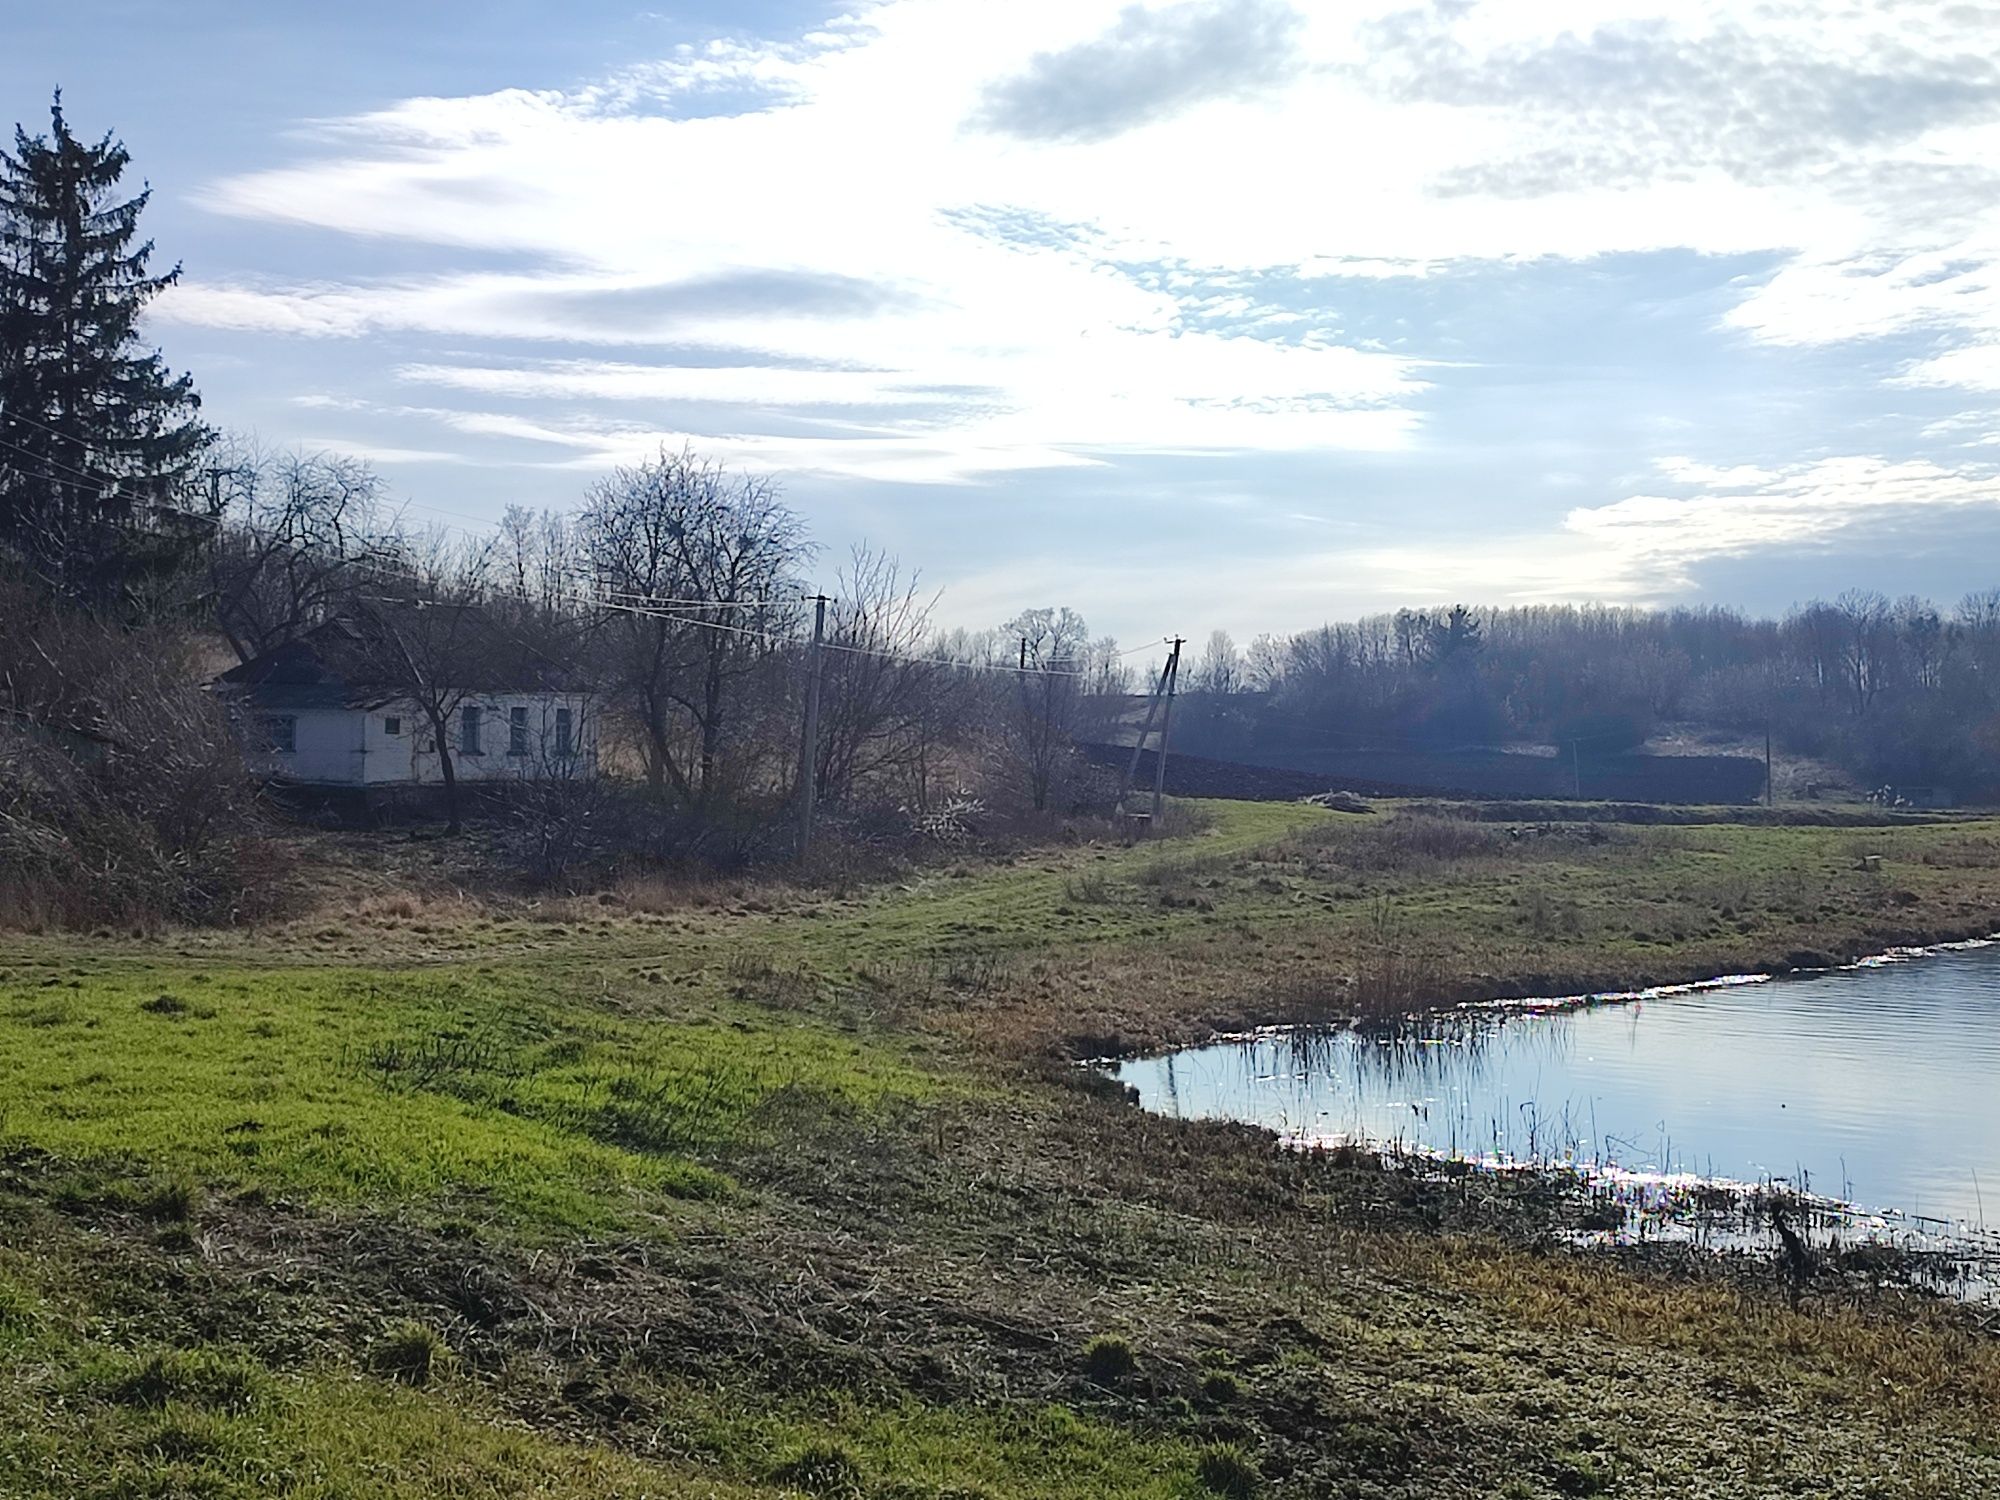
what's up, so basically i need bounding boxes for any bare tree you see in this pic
[1070,635,1137,744]
[1005,606,1090,812]
[810,546,957,806]
[498,504,579,622]
[578,448,809,806]
[1959,588,2000,685]
[207,445,392,660]
[1895,594,1949,692]
[331,533,498,834]
[1188,629,1242,695]
[1832,589,1895,718]
[1244,632,1286,692]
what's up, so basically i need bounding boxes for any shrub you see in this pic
[0,580,278,929]
[1062,871,1111,903]
[1080,1333,1136,1386]
[1351,899,1448,1016]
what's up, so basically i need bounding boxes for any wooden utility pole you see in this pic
[1570,738,1582,800]
[1149,637,1184,822]
[797,594,828,853]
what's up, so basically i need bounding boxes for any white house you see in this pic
[215,606,598,788]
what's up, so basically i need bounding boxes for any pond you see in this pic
[1116,941,2000,1234]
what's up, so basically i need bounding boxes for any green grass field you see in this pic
[0,962,935,1229]
[6,799,2000,1497]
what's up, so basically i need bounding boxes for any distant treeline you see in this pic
[1172,597,2000,799]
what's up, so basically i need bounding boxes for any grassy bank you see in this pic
[5,800,2000,1496]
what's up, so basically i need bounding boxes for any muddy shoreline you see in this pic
[1098,928,2000,1303]
[1075,919,2000,1063]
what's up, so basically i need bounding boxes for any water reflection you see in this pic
[1122,942,2000,1231]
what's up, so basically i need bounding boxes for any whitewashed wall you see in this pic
[243,693,598,786]
[241,707,361,784]
[398,693,599,786]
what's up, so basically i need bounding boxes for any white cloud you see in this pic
[288,391,1104,484]
[167,4,2000,339]
[144,0,2000,627]
[289,439,474,465]
[1558,454,2000,593]
[1897,343,2000,392]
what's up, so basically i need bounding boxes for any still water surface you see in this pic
[1117,943,2000,1229]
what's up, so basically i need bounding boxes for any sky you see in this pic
[10,0,2000,645]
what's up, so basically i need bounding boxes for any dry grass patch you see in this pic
[1377,1231,2000,1427]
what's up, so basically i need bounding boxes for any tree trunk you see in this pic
[432,713,462,834]
[698,649,723,804]
[644,696,669,794]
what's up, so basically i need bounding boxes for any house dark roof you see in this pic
[214,601,582,708]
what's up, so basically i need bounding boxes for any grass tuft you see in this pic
[768,1439,868,1496]
[137,1000,213,1024]
[1193,1441,1261,1498]
[1552,1447,1613,1495]
[369,1321,453,1387]
[137,1173,201,1223]
[1080,1333,1136,1387]
[0,1283,37,1334]
[96,1348,267,1414]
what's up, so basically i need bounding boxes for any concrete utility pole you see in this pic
[1119,656,1172,807]
[1150,637,1184,823]
[1570,738,1582,800]
[797,594,828,853]
[1765,724,1775,807]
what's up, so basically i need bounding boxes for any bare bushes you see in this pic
[1266,899,1450,1025]
[0,584,273,928]
[511,761,613,887]
[1348,811,1507,868]
[1293,808,1507,871]
[1351,904,1450,1016]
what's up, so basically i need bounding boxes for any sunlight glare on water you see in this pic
[1116,943,2000,1230]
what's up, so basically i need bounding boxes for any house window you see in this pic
[460,705,482,755]
[260,715,296,754]
[383,715,402,737]
[555,706,573,758]
[509,706,529,756]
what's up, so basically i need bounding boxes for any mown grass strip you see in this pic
[0,964,934,1230]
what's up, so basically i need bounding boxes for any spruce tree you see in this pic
[0,91,212,604]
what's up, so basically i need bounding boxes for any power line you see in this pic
[356,582,1108,681]
[0,419,1146,682]
[0,432,180,514]
[0,409,550,552]
[819,635,1091,678]
[594,587,800,612]
[580,590,1096,677]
